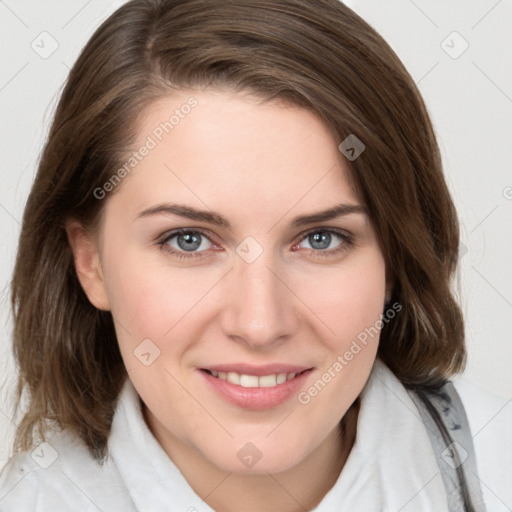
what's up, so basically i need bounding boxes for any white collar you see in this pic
[317,358,448,510]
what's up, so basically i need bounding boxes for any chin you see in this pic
[202,440,306,475]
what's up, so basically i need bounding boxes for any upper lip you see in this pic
[201,363,314,376]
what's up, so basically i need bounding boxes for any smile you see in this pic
[199,366,314,410]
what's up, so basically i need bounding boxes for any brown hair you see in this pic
[10,0,464,461]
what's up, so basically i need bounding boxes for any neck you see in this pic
[144,399,360,512]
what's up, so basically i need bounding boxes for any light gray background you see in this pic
[1,0,511,468]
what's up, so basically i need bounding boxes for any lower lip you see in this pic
[199,369,313,410]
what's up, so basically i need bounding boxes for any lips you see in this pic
[198,363,314,410]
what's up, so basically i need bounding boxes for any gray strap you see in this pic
[407,383,486,512]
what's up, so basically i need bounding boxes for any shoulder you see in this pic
[0,428,136,512]
[452,376,512,511]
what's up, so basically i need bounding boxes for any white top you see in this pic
[0,358,510,511]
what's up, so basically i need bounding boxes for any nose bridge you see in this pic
[221,251,297,347]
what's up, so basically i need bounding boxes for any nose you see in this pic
[219,253,299,350]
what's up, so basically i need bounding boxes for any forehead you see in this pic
[108,89,360,226]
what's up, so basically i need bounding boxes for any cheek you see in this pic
[101,243,222,350]
[292,257,385,441]
[297,252,387,348]
[102,255,222,406]
[291,250,385,408]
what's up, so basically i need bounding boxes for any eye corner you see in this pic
[290,240,301,252]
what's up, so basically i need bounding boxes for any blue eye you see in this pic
[164,230,213,253]
[298,230,346,251]
[157,227,353,262]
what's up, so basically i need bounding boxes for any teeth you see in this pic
[227,372,240,385]
[240,374,259,387]
[277,373,287,384]
[209,370,299,388]
[259,374,277,387]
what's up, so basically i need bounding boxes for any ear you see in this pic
[65,220,110,311]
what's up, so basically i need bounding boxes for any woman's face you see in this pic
[84,89,387,474]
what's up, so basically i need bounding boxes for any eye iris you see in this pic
[309,232,331,250]
[177,233,202,251]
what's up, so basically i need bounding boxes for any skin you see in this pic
[67,89,389,512]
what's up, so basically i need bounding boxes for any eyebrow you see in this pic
[135,202,367,228]
[136,203,230,227]
[290,203,367,227]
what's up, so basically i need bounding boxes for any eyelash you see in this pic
[156,228,354,261]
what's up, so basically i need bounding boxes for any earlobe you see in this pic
[65,220,111,311]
